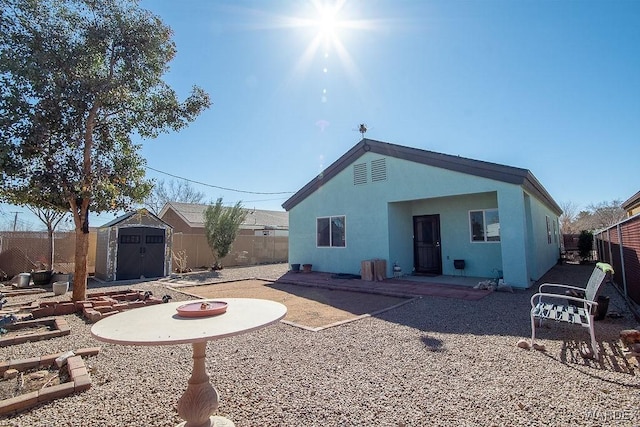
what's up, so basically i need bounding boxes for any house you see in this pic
[622,191,640,217]
[596,189,640,305]
[158,202,289,268]
[282,138,562,289]
[95,209,173,281]
[159,202,289,236]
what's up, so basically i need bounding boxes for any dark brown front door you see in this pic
[413,214,442,275]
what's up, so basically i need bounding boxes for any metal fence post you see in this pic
[617,223,628,297]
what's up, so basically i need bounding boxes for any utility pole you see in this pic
[10,211,20,232]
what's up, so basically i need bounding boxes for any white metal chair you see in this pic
[530,262,613,359]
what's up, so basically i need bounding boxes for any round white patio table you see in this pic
[91,298,287,427]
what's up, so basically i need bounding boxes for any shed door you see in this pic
[413,215,442,275]
[116,227,166,280]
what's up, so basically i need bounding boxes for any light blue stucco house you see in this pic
[282,139,562,289]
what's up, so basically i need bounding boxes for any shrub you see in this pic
[577,230,594,262]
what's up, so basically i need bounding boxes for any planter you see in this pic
[31,270,52,286]
[453,260,465,270]
[52,273,73,284]
[290,263,301,273]
[17,273,31,288]
[302,264,312,273]
[52,281,69,296]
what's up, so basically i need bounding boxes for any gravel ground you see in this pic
[1,263,639,427]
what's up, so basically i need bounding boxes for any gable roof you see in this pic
[159,202,288,230]
[622,190,640,211]
[99,209,170,228]
[281,138,562,215]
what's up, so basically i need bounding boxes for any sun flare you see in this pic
[229,1,383,111]
[315,2,341,42]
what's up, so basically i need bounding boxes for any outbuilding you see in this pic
[95,209,173,281]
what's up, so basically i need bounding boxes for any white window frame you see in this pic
[469,209,500,243]
[316,215,346,248]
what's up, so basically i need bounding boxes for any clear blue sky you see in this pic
[2,0,639,230]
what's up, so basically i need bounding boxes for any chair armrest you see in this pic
[530,292,599,309]
[538,283,586,294]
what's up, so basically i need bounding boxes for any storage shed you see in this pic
[95,209,173,282]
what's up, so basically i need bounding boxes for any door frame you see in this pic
[116,227,166,280]
[413,214,442,275]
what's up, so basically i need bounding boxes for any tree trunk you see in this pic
[73,227,89,301]
[71,102,98,302]
[47,226,54,271]
[71,199,91,302]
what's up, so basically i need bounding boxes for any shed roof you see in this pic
[159,202,289,230]
[99,209,170,228]
[281,138,562,215]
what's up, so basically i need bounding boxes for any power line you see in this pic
[145,166,295,195]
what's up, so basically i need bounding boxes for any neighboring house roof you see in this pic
[99,209,170,228]
[282,138,562,215]
[159,202,289,230]
[622,191,640,211]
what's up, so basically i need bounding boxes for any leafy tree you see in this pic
[204,199,247,269]
[144,179,205,215]
[27,206,69,271]
[0,0,211,300]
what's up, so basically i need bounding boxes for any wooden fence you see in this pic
[0,230,288,278]
[171,233,288,270]
[594,215,640,305]
[0,231,97,277]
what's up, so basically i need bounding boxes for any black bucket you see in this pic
[594,295,610,321]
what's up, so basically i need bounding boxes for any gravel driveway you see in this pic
[1,262,639,426]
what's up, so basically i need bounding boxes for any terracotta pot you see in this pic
[302,264,312,273]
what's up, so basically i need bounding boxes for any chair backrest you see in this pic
[584,264,610,301]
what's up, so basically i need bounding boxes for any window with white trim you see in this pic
[469,209,500,242]
[546,216,552,244]
[317,216,346,247]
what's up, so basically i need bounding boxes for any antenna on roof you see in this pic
[358,123,367,138]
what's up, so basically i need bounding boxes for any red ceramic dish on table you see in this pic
[176,301,228,317]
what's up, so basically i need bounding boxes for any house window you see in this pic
[553,220,558,244]
[317,216,346,247]
[469,209,500,242]
[546,216,552,244]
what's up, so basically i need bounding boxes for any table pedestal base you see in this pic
[177,342,235,427]
[177,415,235,427]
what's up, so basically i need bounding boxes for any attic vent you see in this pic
[353,162,368,185]
[371,158,387,182]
